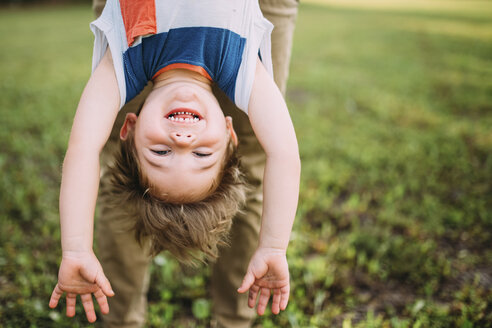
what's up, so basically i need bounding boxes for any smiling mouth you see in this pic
[166,109,202,123]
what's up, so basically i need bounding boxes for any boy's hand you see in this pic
[237,248,290,315]
[49,251,114,323]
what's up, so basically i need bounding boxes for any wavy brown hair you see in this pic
[101,131,247,264]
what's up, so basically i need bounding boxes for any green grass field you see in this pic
[1,1,491,327]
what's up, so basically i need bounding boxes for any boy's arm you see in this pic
[238,58,301,315]
[60,49,120,253]
[49,48,120,322]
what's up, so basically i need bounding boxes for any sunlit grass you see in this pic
[305,0,492,14]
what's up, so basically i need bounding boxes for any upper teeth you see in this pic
[169,117,199,122]
[168,111,200,122]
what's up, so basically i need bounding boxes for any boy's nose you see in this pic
[170,132,196,146]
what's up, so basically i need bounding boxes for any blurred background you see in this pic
[0,0,491,327]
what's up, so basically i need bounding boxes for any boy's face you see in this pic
[120,79,237,203]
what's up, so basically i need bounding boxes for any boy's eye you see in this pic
[152,150,170,156]
[193,152,211,157]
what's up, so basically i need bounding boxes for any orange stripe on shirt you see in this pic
[120,0,157,47]
[152,63,213,81]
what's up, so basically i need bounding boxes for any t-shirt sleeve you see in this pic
[233,1,274,114]
[90,0,128,109]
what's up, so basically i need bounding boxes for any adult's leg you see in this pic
[93,1,153,327]
[97,165,152,328]
[260,0,299,95]
[210,1,299,327]
[96,89,153,328]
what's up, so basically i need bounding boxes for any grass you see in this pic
[1,1,491,327]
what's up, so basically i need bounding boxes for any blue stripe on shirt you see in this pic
[123,26,246,104]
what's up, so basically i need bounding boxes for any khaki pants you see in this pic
[94,1,298,327]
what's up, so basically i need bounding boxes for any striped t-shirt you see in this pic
[90,0,274,114]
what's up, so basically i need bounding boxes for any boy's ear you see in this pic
[120,113,138,140]
[225,116,238,147]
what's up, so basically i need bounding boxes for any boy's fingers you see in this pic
[248,284,260,308]
[271,289,281,314]
[237,271,255,294]
[95,272,114,297]
[66,293,77,317]
[94,289,110,314]
[279,286,290,311]
[81,293,97,323]
[49,284,63,308]
[257,287,271,316]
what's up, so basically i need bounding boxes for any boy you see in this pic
[49,0,300,325]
